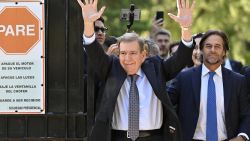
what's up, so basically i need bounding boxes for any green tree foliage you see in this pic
[100,0,250,65]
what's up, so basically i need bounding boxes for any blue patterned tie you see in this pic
[206,72,218,141]
[128,75,139,141]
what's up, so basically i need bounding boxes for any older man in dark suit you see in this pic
[169,30,250,141]
[77,0,195,141]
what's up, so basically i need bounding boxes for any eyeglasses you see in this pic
[94,26,108,33]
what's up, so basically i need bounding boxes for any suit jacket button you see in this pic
[169,126,176,134]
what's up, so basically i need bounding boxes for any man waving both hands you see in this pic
[77,0,195,141]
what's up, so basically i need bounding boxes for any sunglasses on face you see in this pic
[94,26,108,33]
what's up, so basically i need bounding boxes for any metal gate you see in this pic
[0,0,94,140]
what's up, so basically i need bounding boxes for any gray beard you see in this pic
[204,58,223,65]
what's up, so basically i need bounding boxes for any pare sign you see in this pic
[0,24,36,36]
[0,7,40,54]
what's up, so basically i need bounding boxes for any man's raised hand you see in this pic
[168,0,195,28]
[77,0,105,23]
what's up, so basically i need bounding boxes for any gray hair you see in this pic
[144,39,160,57]
[117,32,145,52]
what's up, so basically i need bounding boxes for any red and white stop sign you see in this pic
[0,7,40,54]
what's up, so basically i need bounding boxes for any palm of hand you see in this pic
[77,0,105,23]
[168,0,195,28]
[81,5,99,22]
[177,8,192,27]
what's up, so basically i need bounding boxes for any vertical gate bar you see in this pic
[25,116,28,138]
[5,116,7,139]
[87,67,95,136]
[45,0,49,137]
[65,0,69,139]
[6,116,8,138]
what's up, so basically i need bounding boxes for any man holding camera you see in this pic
[150,11,172,60]
[77,0,195,141]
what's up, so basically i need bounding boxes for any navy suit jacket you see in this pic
[242,66,250,100]
[230,59,243,73]
[169,65,250,140]
[84,40,194,141]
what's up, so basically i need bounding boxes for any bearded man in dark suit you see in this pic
[169,30,250,141]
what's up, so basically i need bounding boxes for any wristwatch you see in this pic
[240,135,248,141]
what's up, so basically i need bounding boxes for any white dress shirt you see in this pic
[224,58,232,71]
[112,68,163,130]
[193,65,228,140]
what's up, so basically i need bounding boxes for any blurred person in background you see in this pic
[223,55,243,73]
[192,32,204,67]
[94,17,107,45]
[149,12,171,60]
[144,39,160,57]
[104,36,119,56]
[241,66,250,105]
[169,42,180,57]
[153,29,171,60]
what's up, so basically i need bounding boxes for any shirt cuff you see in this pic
[181,38,193,48]
[238,133,249,140]
[83,33,96,45]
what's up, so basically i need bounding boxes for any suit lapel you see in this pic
[222,68,232,114]
[192,65,202,111]
[114,62,127,95]
[107,59,127,103]
[141,61,160,95]
[107,61,127,119]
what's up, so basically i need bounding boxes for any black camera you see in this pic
[120,9,141,21]
[120,4,141,31]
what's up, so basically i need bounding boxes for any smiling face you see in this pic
[201,34,226,70]
[119,40,146,75]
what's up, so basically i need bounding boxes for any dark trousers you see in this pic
[193,139,229,141]
[111,132,163,141]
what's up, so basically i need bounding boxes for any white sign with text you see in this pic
[0,0,45,114]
